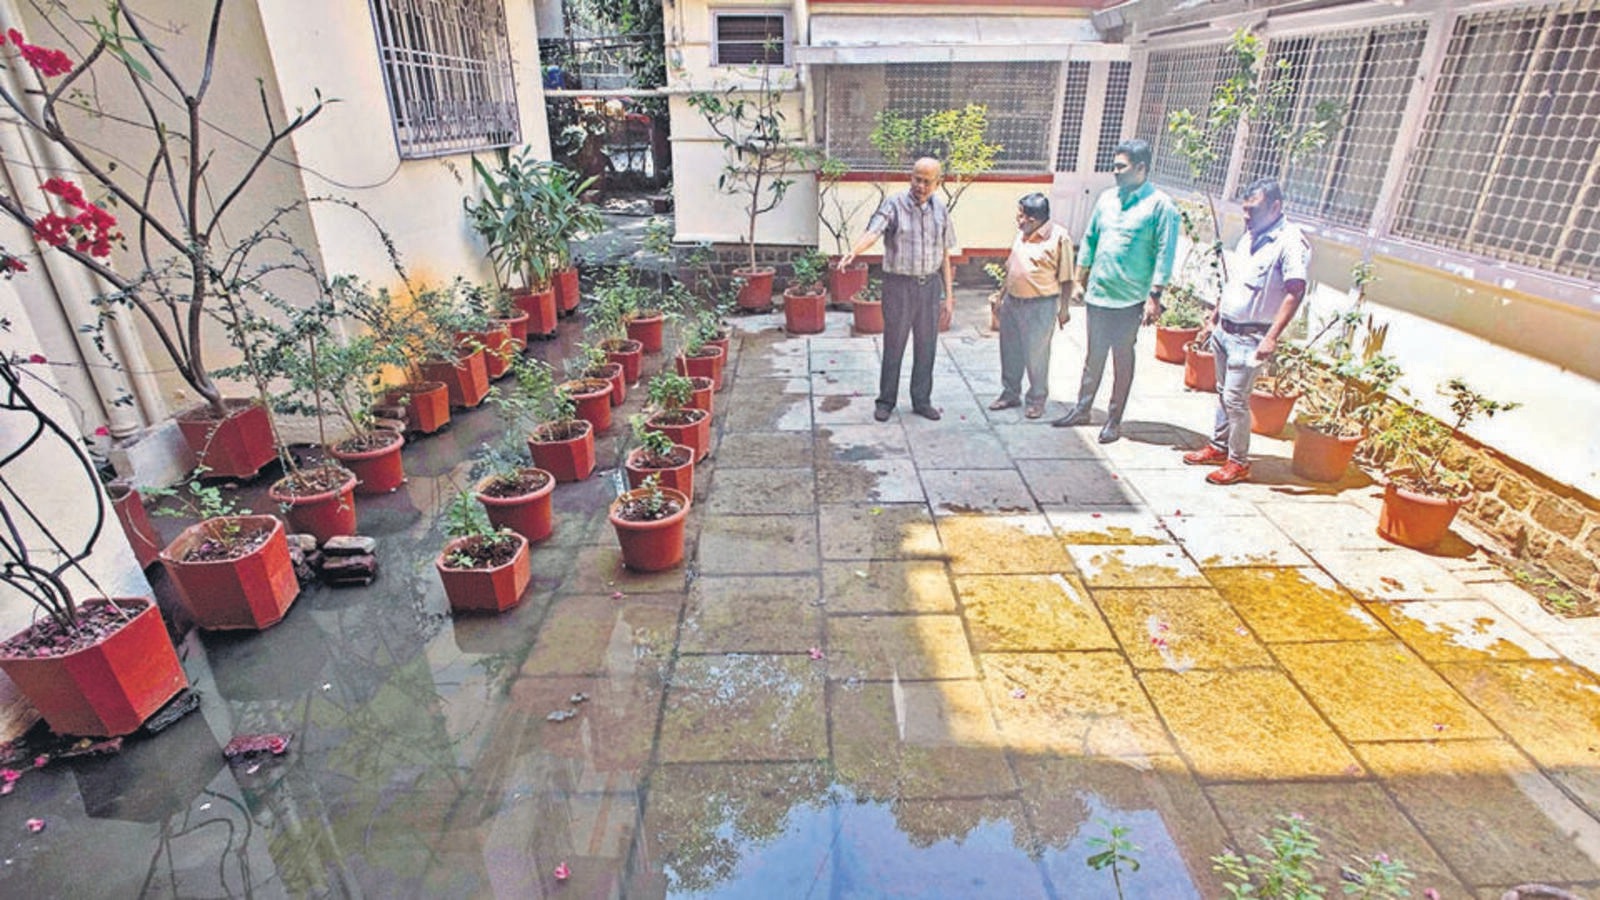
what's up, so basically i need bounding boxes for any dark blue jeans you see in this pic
[878,273,942,411]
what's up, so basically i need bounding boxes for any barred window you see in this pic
[1239,24,1426,228]
[824,62,1059,173]
[1056,61,1092,172]
[1393,1,1600,280]
[713,13,788,66]
[369,0,520,159]
[1135,44,1235,192]
[1095,60,1134,172]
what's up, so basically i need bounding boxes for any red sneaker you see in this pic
[1183,445,1228,466]
[1206,460,1251,485]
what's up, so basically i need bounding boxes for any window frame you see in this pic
[711,10,792,68]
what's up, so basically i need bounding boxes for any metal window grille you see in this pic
[1095,60,1133,172]
[714,14,788,66]
[1135,44,1236,192]
[1056,61,1092,172]
[370,0,520,159]
[1393,1,1600,281]
[1238,24,1426,228]
[824,62,1058,173]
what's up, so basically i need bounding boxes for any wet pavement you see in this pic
[5,293,1600,898]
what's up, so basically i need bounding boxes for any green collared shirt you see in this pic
[1078,182,1181,309]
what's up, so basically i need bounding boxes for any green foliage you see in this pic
[631,413,676,459]
[1339,853,1414,899]
[868,105,1002,214]
[647,371,694,412]
[1371,378,1518,496]
[789,249,829,292]
[637,472,667,517]
[465,150,598,289]
[857,277,882,304]
[145,469,250,555]
[816,154,873,254]
[983,262,1006,289]
[442,490,518,567]
[1213,814,1326,899]
[1158,287,1207,329]
[1086,819,1141,899]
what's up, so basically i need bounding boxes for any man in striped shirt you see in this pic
[841,157,957,422]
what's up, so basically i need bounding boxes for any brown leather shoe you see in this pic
[912,406,942,421]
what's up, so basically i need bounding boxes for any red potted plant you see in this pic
[624,303,667,354]
[674,330,724,387]
[682,307,731,391]
[586,268,646,383]
[643,371,712,463]
[782,249,830,335]
[383,381,451,434]
[624,415,695,499]
[1183,339,1217,393]
[269,464,358,545]
[609,474,691,573]
[149,474,299,631]
[515,357,596,483]
[852,277,885,335]
[436,492,530,615]
[818,157,872,308]
[470,373,559,543]
[687,375,714,416]
[1249,342,1308,437]
[560,375,614,435]
[1154,288,1204,364]
[577,342,627,407]
[466,150,569,338]
[1291,306,1403,482]
[107,480,162,570]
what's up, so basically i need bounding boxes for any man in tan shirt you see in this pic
[989,193,1076,419]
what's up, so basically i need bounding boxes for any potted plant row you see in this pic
[437,492,530,615]
[151,475,299,632]
[609,474,691,573]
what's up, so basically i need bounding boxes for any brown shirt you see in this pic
[1004,222,1075,298]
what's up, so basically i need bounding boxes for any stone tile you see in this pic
[1160,514,1315,568]
[955,574,1115,652]
[1359,739,1600,886]
[936,513,1077,574]
[1314,549,1478,602]
[714,431,815,468]
[657,655,827,763]
[1016,459,1144,507]
[697,514,818,575]
[475,787,642,897]
[521,593,681,680]
[704,467,815,515]
[920,468,1038,514]
[831,680,1015,800]
[991,423,1102,460]
[828,615,977,681]
[1123,470,1265,518]
[813,392,889,427]
[808,335,872,355]
[1206,567,1386,643]
[509,675,663,781]
[1094,425,1198,470]
[821,561,957,614]
[980,652,1174,758]
[810,370,872,397]
[1043,508,1170,545]
[1274,641,1497,742]
[1018,756,1229,899]
[557,544,690,594]
[1470,579,1583,639]
[818,503,940,561]
[723,384,813,431]
[1095,587,1273,670]
[1259,499,1394,551]
[828,796,1049,899]
[905,427,1013,469]
[736,344,810,377]
[816,458,927,504]
[815,423,911,461]
[1367,600,1558,662]
[1205,782,1471,899]
[681,575,824,654]
[810,347,879,372]
[1140,669,1363,781]
[1067,544,1208,588]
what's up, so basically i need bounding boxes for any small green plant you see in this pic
[630,414,678,464]
[870,105,1002,215]
[647,371,694,412]
[1372,378,1519,497]
[1086,819,1141,899]
[637,472,667,517]
[441,490,518,568]
[816,155,873,255]
[856,277,882,304]
[789,248,830,294]
[1212,813,1326,899]
[1339,852,1415,899]
[1158,287,1207,329]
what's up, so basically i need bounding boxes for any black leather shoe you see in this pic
[912,406,942,421]
[1051,407,1091,428]
[874,406,892,423]
[1098,422,1121,444]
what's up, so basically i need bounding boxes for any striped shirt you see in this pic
[864,190,957,278]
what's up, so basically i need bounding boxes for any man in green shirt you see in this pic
[1052,139,1181,443]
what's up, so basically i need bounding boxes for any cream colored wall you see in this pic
[827,180,1050,257]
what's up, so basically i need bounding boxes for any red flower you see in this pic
[26,354,45,364]
[93,425,110,437]
[0,255,25,276]
[7,30,72,78]
[32,180,120,259]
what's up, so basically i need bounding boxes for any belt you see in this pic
[888,272,938,285]
[1219,318,1272,335]
[1008,292,1059,302]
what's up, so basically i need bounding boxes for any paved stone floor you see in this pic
[4,292,1599,898]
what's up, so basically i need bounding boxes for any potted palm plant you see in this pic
[624,414,695,499]
[782,249,830,335]
[644,371,711,463]
[153,474,298,632]
[517,355,596,483]
[609,474,691,573]
[538,162,602,315]
[467,149,560,338]
[436,492,530,615]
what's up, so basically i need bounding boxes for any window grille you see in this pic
[1056,61,1092,172]
[713,13,788,66]
[1095,60,1134,172]
[1238,24,1426,228]
[1393,1,1600,281]
[824,62,1059,173]
[370,0,520,159]
[1135,44,1236,192]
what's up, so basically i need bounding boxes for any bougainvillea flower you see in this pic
[553,862,570,881]
[25,817,45,833]
[807,647,824,660]
[7,30,72,78]
[26,354,45,364]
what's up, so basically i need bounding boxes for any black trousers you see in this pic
[1071,303,1144,425]
[877,273,942,411]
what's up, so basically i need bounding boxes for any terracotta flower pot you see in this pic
[455,325,513,380]
[734,266,776,311]
[705,335,730,390]
[1378,480,1466,550]
[1249,389,1300,436]
[853,299,885,335]
[609,486,691,572]
[175,399,277,480]
[1155,325,1199,364]
[554,266,582,314]
[528,420,595,483]
[513,286,559,338]
[604,338,644,385]
[625,311,666,353]
[1291,425,1363,483]
[674,346,723,387]
[108,482,161,570]
[0,598,187,737]
[625,444,696,499]
[687,376,714,415]
[562,378,613,434]
[828,260,869,306]
[437,533,531,614]
[269,466,358,545]
[384,382,451,434]
[494,310,530,345]
[1183,341,1217,393]
[783,287,828,335]
[419,349,489,409]
[328,431,406,495]
[646,407,711,463]
[586,362,626,407]
[475,468,556,544]
[160,516,299,631]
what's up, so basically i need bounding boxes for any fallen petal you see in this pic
[610,591,624,600]
[807,647,824,660]
[1010,688,1026,700]
[24,818,43,833]
[31,756,46,769]
[554,862,571,881]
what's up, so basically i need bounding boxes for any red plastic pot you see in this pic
[528,421,596,483]
[674,346,723,387]
[783,287,828,334]
[456,325,513,380]
[687,376,714,416]
[646,408,711,463]
[329,431,406,495]
[853,299,885,335]
[1155,325,1199,364]
[562,378,613,434]
[587,362,626,407]
[1183,342,1217,393]
[494,310,530,345]
[160,516,299,631]
[1249,389,1301,436]
[828,260,869,305]
[1292,425,1363,483]
[705,335,730,390]
[553,266,581,314]
[419,349,489,409]
[384,382,451,434]
[109,482,161,570]
[175,399,277,479]
[604,339,644,385]
[0,597,187,737]
[513,286,559,338]
[475,468,556,544]
[735,266,776,311]
[625,312,666,353]
[269,466,358,545]
[1378,480,1466,550]
[609,486,691,572]
[625,444,696,499]
[437,533,531,614]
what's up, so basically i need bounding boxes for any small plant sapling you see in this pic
[1086,819,1142,900]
